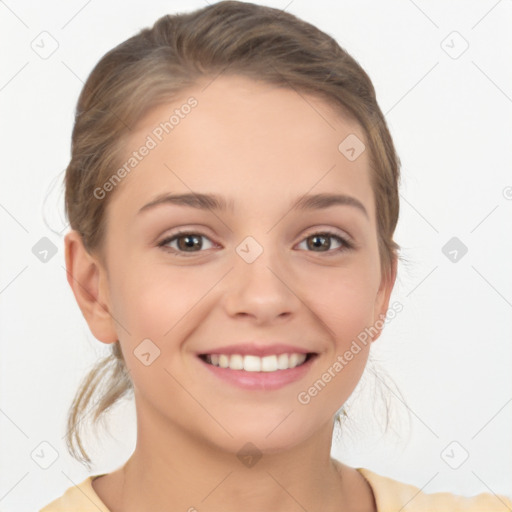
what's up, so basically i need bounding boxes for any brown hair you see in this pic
[64,1,401,468]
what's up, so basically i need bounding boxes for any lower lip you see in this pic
[198,355,317,390]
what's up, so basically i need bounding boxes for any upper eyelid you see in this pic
[300,227,353,242]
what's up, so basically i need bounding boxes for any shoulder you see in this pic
[358,467,512,512]
[39,475,110,512]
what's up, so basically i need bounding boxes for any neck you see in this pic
[100,393,375,512]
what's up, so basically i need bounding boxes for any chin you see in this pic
[208,414,325,457]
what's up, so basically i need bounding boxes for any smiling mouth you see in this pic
[198,352,317,372]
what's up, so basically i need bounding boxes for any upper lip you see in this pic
[197,343,316,357]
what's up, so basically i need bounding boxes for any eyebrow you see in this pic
[138,192,368,218]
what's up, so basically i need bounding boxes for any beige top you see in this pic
[39,467,512,512]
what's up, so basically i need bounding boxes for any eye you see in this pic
[157,229,354,257]
[157,231,216,256]
[296,230,353,254]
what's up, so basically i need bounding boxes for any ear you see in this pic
[64,230,118,344]
[371,255,398,343]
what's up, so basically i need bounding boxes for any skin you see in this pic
[65,74,397,512]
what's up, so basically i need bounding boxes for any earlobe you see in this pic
[64,230,118,344]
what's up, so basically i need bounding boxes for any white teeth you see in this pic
[229,354,244,370]
[205,353,308,372]
[261,355,277,372]
[243,355,261,372]
[277,353,289,370]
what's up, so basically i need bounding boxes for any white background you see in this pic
[1,1,511,510]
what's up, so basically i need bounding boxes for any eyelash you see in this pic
[157,229,354,257]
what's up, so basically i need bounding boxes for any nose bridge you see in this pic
[224,234,299,321]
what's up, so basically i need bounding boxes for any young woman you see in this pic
[40,2,511,511]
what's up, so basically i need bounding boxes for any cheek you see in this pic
[305,265,379,344]
[297,275,375,416]
[111,270,204,394]
[110,261,204,337]
[110,266,218,384]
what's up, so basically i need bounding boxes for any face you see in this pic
[82,75,396,454]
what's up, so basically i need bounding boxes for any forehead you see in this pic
[107,74,374,222]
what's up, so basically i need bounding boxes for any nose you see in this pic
[222,246,301,325]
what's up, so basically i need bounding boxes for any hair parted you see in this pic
[64,0,401,468]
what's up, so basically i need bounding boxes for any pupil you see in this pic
[179,235,201,251]
[309,234,329,251]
